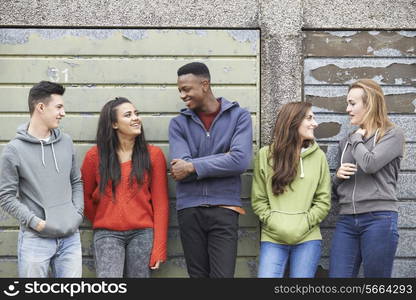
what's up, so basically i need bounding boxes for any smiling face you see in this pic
[177,73,210,111]
[39,94,65,129]
[346,87,367,126]
[298,108,318,142]
[112,102,142,138]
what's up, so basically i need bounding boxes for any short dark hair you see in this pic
[177,62,210,80]
[28,81,65,115]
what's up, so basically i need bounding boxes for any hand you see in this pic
[355,128,366,136]
[35,220,46,232]
[170,159,195,181]
[336,163,357,179]
[150,260,162,270]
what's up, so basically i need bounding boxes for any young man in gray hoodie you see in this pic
[0,81,84,277]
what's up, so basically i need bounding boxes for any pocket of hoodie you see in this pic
[264,211,310,245]
[42,201,82,237]
[354,173,384,201]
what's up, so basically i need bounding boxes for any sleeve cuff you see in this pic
[350,133,363,144]
[29,216,42,230]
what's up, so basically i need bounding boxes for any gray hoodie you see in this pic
[332,126,405,214]
[0,123,83,237]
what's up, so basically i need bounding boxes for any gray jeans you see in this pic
[93,228,153,278]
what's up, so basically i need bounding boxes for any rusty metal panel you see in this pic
[304,31,416,57]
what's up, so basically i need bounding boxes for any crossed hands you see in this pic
[170,159,195,181]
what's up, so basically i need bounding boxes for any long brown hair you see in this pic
[348,79,394,143]
[96,97,151,198]
[269,102,314,195]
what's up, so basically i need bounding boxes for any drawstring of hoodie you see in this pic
[340,142,349,164]
[300,157,305,178]
[373,128,379,147]
[51,142,60,173]
[39,140,60,173]
[40,140,46,167]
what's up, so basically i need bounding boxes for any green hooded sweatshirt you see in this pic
[251,142,331,245]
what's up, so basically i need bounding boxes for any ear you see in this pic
[112,122,118,130]
[201,79,210,92]
[36,102,45,113]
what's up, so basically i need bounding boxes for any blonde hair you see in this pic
[348,79,394,143]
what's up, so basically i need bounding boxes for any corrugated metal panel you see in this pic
[304,30,416,277]
[0,28,260,278]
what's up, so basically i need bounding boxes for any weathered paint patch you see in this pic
[309,63,416,85]
[373,48,404,56]
[0,29,152,45]
[305,85,416,97]
[308,93,416,113]
[305,31,416,57]
[314,122,341,139]
[369,31,381,36]
[178,29,208,36]
[315,114,416,142]
[325,31,358,37]
[399,31,416,38]
[228,30,259,54]
[0,28,30,44]
[412,98,416,113]
[121,30,148,41]
[0,29,111,44]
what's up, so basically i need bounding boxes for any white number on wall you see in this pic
[47,67,69,83]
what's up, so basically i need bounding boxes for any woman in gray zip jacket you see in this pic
[329,79,405,278]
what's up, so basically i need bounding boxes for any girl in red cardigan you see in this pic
[81,97,169,277]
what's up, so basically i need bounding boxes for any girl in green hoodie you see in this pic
[251,101,331,278]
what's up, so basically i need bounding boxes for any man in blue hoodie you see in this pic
[0,81,83,277]
[169,62,252,278]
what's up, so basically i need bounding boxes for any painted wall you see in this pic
[0,0,415,277]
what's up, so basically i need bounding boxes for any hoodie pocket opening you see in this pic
[264,211,310,244]
[43,201,82,237]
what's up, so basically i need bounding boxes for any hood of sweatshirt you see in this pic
[298,141,319,179]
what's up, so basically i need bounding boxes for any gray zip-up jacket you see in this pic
[332,126,405,214]
[0,123,83,237]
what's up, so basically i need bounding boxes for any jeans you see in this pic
[257,240,322,278]
[178,206,239,278]
[329,211,399,278]
[18,228,82,278]
[93,228,153,278]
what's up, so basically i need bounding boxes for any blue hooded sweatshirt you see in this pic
[168,97,253,210]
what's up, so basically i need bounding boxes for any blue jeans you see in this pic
[257,240,322,278]
[329,211,399,278]
[18,228,82,278]
[93,228,153,278]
